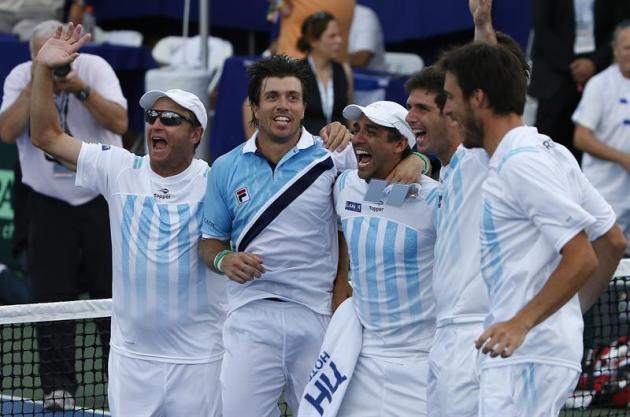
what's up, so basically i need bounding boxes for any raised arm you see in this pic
[30,23,89,171]
[470,0,497,44]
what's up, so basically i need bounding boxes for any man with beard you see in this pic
[439,41,626,417]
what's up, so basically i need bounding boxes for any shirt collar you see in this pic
[242,127,317,154]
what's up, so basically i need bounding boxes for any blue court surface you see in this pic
[1,395,110,416]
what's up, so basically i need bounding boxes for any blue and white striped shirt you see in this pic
[76,143,226,363]
[334,170,439,356]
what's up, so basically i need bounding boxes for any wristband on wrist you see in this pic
[213,249,233,274]
[413,152,431,175]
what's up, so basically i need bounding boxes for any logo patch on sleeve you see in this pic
[235,187,250,204]
[101,145,111,151]
[345,201,361,212]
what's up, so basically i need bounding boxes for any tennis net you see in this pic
[1,259,629,417]
[1,298,110,416]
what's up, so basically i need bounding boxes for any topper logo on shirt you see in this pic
[101,145,111,151]
[235,187,250,204]
[345,201,361,212]
[154,188,172,200]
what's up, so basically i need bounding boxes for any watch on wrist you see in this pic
[75,86,91,101]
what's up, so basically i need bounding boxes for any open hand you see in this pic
[35,22,91,69]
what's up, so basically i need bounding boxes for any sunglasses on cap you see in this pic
[144,109,198,126]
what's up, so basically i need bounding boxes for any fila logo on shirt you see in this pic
[345,201,361,213]
[235,187,250,204]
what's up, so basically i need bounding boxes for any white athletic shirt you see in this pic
[0,54,126,205]
[202,129,356,315]
[76,143,226,363]
[572,64,630,213]
[433,146,490,326]
[334,170,439,357]
[480,126,614,371]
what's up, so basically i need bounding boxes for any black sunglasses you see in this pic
[144,109,197,126]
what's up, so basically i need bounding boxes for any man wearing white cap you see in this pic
[332,101,439,416]
[28,24,226,417]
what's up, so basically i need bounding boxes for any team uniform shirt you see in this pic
[433,145,489,327]
[334,170,439,357]
[0,54,126,205]
[202,129,356,315]
[572,64,630,216]
[76,143,226,363]
[480,126,614,372]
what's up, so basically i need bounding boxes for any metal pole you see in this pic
[183,0,190,38]
[200,0,209,70]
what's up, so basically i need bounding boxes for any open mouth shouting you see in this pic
[413,128,427,146]
[355,147,373,169]
[150,134,168,153]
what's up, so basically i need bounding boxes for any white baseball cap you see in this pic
[140,89,208,130]
[343,101,416,149]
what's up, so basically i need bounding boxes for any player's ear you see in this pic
[471,88,487,109]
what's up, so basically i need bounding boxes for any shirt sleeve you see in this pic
[348,7,381,53]
[571,75,603,130]
[0,63,30,113]
[575,170,617,241]
[75,142,131,198]
[201,159,233,241]
[78,54,127,109]
[501,150,597,253]
[331,145,358,173]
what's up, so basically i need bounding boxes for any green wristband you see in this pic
[213,249,233,274]
[413,152,431,175]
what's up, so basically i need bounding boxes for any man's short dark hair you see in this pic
[438,42,527,116]
[496,31,530,81]
[404,66,447,111]
[247,55,311,107]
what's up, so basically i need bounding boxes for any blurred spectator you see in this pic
[573,20,630,254]
[0,20,127,409]
[298,11,353,134]
[0,0,84,39]
[529,0,630,160]
[274,0,354,61]
[348,4,386,71]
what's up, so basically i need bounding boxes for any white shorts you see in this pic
[428,322,483,417]
[479,364,579,417]
[108,350,221,417]
[337,354,429,417]
[221,299,329,417]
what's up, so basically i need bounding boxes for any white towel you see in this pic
[297,298,363,417]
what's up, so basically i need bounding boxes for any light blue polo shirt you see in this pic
[202,128,356,314]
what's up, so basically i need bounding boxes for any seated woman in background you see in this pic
[298,11,353,134]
